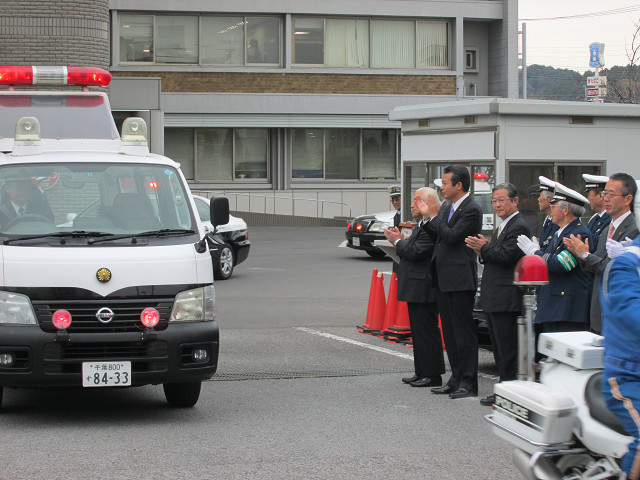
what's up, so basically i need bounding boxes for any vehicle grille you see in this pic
[32,299,174,333]
[43,341,169,374]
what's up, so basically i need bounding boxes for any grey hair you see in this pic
[557,200,586,218]
[541,190,554,199]
[493,182,518,200]
[416,186,441,206]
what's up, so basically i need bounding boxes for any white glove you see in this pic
[531,236,538,246]
[621,237,634,247]
[606,238,625,259]
[517,234,538,256]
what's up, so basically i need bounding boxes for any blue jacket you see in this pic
[539,215,559,250]
[535,218,592,324]
[588,212,612,253]
[602,236,640,363]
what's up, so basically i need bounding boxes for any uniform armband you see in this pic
[556,250,577,272]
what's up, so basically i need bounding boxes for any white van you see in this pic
[0,66,228,409]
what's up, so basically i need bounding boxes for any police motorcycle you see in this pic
[485,255,632,480]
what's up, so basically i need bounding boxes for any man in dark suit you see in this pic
[0,173,54,228]
[465,183,530,406]
[582,173,612,250]
[564,173,639,334]
[384,187,445,388]
[518,183,593,332]
[416,165,483,399]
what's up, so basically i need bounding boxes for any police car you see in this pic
[345,210,396,258]
[192,195,250,280]
[0,66,227,409]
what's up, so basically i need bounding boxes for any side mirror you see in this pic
[210,196,229,227]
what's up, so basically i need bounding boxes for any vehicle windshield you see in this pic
[0,163,195,237]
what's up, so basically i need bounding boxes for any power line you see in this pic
[521,5,640,22]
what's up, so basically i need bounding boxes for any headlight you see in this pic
[368,221,390,233]
[169,285,216,323]
[0,291,37,325]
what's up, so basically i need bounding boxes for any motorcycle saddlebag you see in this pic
[491,381,577,454]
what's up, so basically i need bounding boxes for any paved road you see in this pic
[0,226,519,480]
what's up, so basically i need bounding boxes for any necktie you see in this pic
[17,207,25,216]
[496,224,503,237]
[607,224,615,240]
[447,207,454,222]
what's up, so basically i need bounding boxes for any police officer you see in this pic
[517,183,592,333]
[583,173,612,250]
[388,185,401,228]
[601,196,640,480]
[537,176,559,249]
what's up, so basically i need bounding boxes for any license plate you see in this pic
[82,361,131,387]
[352,237,360,247]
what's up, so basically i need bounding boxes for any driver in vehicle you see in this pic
[0,174,54,228]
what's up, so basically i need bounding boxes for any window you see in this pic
[119,14,153,62]
[292,16,449,69]
[164,128,270,182]
[118,13,281,66]
[465,48,478,71]
[156,16,198,64]
[291,128,398,181]
[508,162,602,238]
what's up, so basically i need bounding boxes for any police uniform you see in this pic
[601,236,640,479]
[534,183,592,332]
[538,176,559,249]
[388,185,401,228]
[583,174,612,251]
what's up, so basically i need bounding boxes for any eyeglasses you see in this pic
[600,191,628,199]
[491,198,512,205]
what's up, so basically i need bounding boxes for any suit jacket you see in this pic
[396,222,437,304]
[581,212,638,332]
[423,195,483,292]
[479,212,531,313]
[535,218,592,324]
[587,211,612,252]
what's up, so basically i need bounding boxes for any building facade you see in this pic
[0,0,519,219]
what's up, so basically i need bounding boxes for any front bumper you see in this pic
[0,321,219,388]
[344,231,384,251]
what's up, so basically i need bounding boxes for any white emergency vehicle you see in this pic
[0,66,228,409]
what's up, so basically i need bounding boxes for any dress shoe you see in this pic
[449,387,478,399]
[431,384,455,394]
[409,377,443,388]
[402,374,420,384]
[480,395,495,406]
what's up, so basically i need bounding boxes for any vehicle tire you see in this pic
[213,243,234,280]
[0,386,3,412]
[163,381,201,408]
[366,247,386,258]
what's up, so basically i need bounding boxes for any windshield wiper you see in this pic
[3,231,112,245]
[87,229,197,245]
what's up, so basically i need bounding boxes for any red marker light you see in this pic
[66,67,111,87]
[474,173,489,180]
[52,310,72,330]
[0,66,33,85]
[356,224,363,232]
[141,308,159,328]
[346,224,351,230]
[147,181,158,189]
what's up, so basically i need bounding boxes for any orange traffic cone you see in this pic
[357,269,378,334]
[379,273,399,338]
[358,270,386,335]
[385,300,411,340]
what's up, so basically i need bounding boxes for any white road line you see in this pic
[295,327,414,361]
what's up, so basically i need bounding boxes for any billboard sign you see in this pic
[589,43,605,68]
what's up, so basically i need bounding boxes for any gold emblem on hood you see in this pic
[96,268,112,283]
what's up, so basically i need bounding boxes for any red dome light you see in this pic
[474,172,489,180]
[52,310,72,330]
[141,308,159,328]
[514,255,549,286]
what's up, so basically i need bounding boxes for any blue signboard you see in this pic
[589,43,604,68]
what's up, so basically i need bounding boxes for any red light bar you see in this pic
[474,172,489,180]
[0,66,111,87]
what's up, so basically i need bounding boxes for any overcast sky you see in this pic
[519,1,640,72]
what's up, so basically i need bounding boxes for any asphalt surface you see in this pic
[0,226,518,480]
